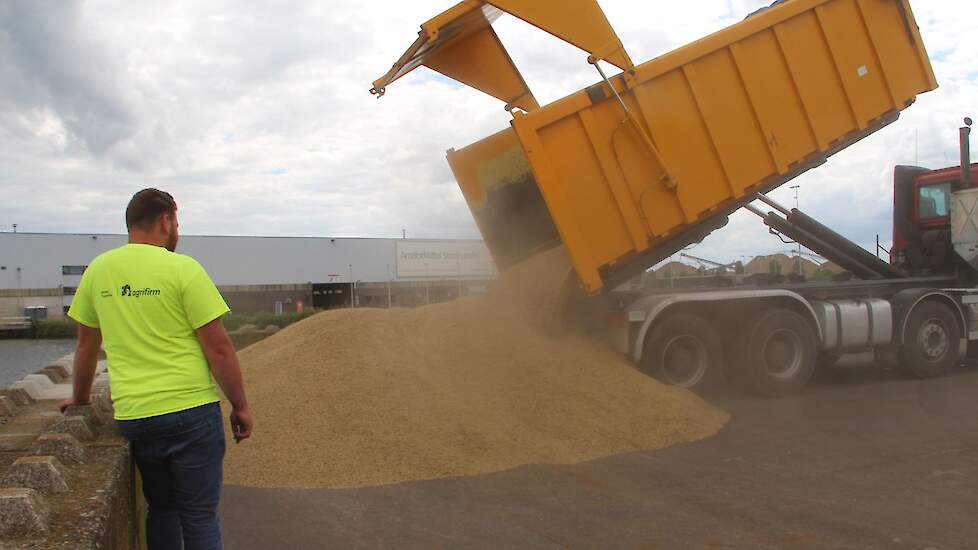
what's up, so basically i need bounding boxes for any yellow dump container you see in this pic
[381,0,937,294]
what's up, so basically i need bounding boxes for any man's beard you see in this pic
[165,229,178,252]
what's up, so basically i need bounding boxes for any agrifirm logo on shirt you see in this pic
[120,284,161,298]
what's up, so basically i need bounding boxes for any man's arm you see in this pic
[196,318,253,442]
[59,324,102,412]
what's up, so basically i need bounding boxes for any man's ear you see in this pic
[158,212,173,234]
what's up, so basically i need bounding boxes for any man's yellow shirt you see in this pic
[68,244,229,420]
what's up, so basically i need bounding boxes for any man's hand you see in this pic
[58,396,91,413]
[68,324,102,414]
[230,408,253,443]
[196,317,253,444]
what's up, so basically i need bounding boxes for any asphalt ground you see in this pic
[221,359,978,549]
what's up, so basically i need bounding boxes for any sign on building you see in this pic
[395,241,496,279]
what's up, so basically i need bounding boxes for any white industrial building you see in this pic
[0,232,497,319]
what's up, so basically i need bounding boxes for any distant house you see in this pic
[651,254,847,283]
[744,254,847,278]
[745,254,817,277]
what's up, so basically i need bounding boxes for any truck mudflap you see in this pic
[627,289,822,364]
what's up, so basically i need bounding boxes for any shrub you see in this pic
[33,318,78,339]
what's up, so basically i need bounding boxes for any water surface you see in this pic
[0,339,76,386]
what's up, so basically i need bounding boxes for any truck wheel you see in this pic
[899,301,961,378]
[738,308,817,396]
[642,314,720,389]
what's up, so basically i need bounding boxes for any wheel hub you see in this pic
[918,318,948,360]
[762,329,803,379]
[661,334,708,387]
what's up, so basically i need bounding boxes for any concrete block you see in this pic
[0,396,18,417]
[35,368,65,384]
[22,375,55,390]
[53,360,72,371]
[0,488,49,536]
[0,434,37,452]
[91,395,117,432]
[10,380,45,400]
[94,390,114,415]
[36,412,63,430]
[35,384,72,401]
[52,416,95,442]
[64,404,102,428]
[42,364,70,382]
[30,434,87,465]
[0,387,34,407]
[1,456,70,495]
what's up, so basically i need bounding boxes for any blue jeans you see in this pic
[117,402,226,550]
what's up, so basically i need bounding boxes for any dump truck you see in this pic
[372,0,978,396]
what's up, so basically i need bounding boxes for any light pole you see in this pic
[386,264,392,308]
[349,264,354,308]
[16,267,22,314]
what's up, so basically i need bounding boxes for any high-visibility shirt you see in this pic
[68,244,228,420]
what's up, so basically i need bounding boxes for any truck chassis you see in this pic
[610,274,977,396]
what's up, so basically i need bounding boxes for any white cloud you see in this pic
[0,0,975,270]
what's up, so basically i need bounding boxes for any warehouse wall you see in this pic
[0,291,64,319]
[220,285,313,316]
[0,233,494,289]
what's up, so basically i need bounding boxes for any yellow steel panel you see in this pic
[683,49,776,197]
[631,70,725,234]
[773,12,856,151]
[608,92,690,223]
[488,0,632,69]
[577,109,650,250]
[373,0,635,107]
[422,0,483,35]
[530,115,634,287]
[732,30,819,174]
[424,25,539,111]
[816,0,894,128]
[627,0,835,86]
[371,2,539,110]
[857,0,936,106]
[512,116,604,293]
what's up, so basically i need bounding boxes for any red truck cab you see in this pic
[892,163,978,274]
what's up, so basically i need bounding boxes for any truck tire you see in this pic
[898,301,961,378]
[641,313,721,390]
[737,308,817,396]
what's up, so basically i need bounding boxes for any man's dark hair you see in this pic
[126,188,177,231]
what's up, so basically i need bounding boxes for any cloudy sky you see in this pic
[1,0,975,264]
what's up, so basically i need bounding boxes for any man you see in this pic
[62,188,253,550]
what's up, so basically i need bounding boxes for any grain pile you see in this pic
[224,247,728,489]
